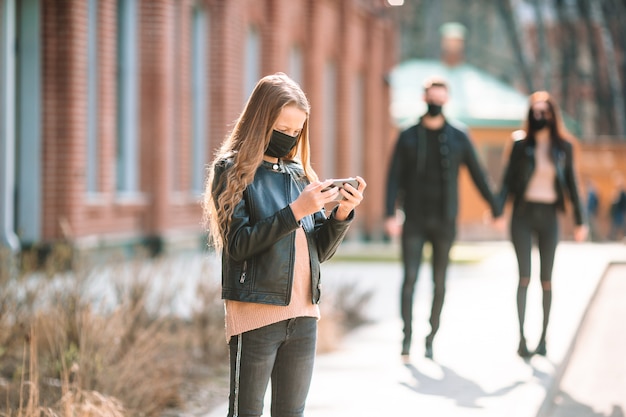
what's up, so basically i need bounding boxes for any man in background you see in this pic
[384,76,499,361]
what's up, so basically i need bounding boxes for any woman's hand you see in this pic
[574,224,589,242]
[290,179,340,222]
[335,176,366,221]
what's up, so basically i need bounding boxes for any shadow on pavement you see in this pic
[547,391,625,417]
[402,363,525,409]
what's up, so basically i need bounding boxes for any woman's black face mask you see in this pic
[265,130,298,158]
[530,110,552,130]
[529,117,548,130]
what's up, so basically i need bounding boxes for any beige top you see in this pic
[224,227,320,341]
[524,143,557,203]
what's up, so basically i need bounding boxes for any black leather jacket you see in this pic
[385,120,499,222]
[497,137,585,225]
[213,158,353,306]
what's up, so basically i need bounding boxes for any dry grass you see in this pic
[0,245,371,417]
[0,247,223,417]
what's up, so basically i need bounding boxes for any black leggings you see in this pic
[510,202,558,282]
[400,219,456,347]
[510,201,558,343]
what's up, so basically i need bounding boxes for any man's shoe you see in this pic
[425,339,433,359]
[517,339,532,358]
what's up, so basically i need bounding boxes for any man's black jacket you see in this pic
[385,120,499,222]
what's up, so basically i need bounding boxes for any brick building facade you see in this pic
[0,0,399,256]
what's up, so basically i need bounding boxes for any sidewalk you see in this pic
[541,262,626,417]
[205,241,626,417]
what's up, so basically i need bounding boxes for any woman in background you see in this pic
[497,91,587,358]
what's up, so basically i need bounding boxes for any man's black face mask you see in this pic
[426,103,443,117]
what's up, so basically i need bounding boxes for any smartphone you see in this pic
[323,178,359,201]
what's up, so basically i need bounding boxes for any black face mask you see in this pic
[426,103,443,117]
[530,117,549,131]
[265,130,298,158]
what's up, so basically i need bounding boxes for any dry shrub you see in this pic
[55,390,126,417]
[31,304,184,415]
[330,283,374,330]
[317,282,374,354]
[191,280,228,362]
[316,305,344,353]
[0,252,227,417]
[0,329,121,417]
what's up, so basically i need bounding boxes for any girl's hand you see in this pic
[335,176,366,221]
[290,179,340,222]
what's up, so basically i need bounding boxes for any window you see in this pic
[350,74,364,175]
[191,4,207,194]
[244,26,260,102]
[322,61,337,178]
[288,45,303,86]
[116,0,139,194]
[16,0,42,244]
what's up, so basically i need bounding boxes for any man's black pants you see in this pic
[400,218,456,353]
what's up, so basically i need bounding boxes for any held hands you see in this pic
[492,216,507,233]
[384,217,402,238]
[486,214,589,242]
[290,176,366,222]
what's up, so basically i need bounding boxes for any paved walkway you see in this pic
[205,241,625,417]
[542,262,626,417]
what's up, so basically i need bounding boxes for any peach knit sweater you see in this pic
[524,142,557,203]
[225,227,320,341]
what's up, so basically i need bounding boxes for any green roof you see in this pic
[390,59,529,129]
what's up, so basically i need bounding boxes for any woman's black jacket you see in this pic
[497,136,585,225]
[212,158,353,306]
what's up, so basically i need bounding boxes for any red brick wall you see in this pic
[43,0,89,241]
[39,0,398,248]
[139,0,173,236]
[97,0,116,207]
[173,0,193,195]
[357,16,398,239]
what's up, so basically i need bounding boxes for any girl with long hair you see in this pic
[203,72,366,416]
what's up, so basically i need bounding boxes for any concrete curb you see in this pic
[536,260,626,417]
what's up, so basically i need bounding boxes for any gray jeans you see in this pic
[227,317,318,417]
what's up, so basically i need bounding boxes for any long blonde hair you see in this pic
[203,73,317,252]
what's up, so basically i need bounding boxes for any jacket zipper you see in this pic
[239,260,247,284]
